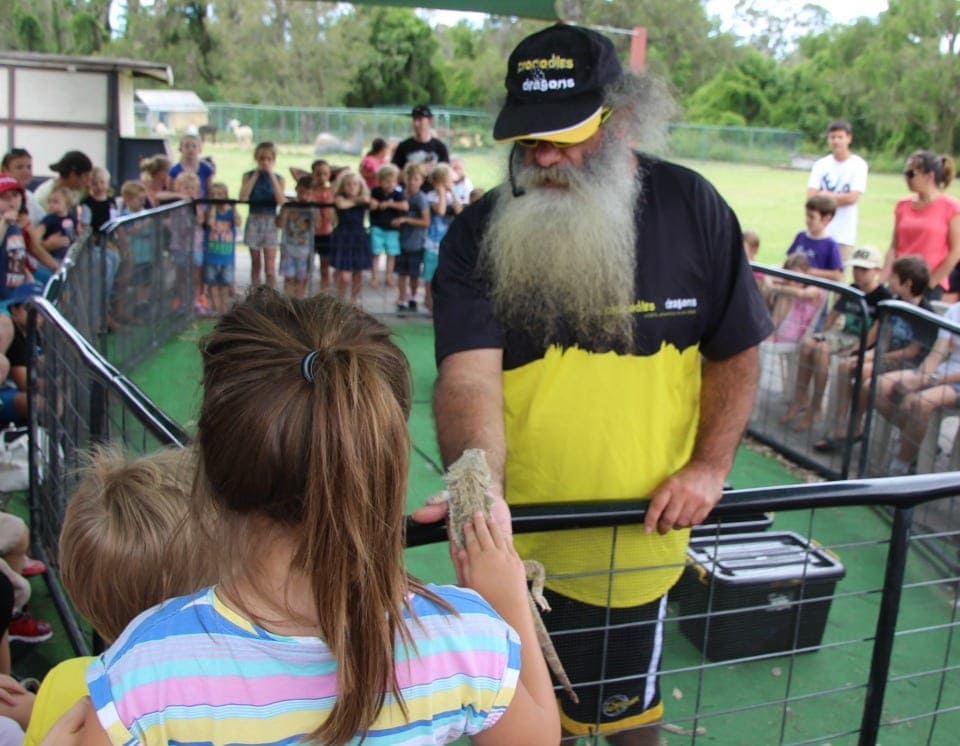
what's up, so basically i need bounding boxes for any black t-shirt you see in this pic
[6,327,27,369]
[433,153,773,370]
[831,284,893,339]
[369,186,406,229]
[392,137,450,192]
[82,195,118,235]
[40,213,75,241]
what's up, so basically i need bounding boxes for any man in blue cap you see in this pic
[421,23,772,743]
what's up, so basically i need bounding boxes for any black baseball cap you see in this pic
[49,150,93,176]
[493,24,623,144]
[411,104,433,118]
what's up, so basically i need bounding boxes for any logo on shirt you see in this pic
[606,298,700,318]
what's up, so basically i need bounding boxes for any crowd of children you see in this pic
[749,189,956,469]
[0,135,485,335]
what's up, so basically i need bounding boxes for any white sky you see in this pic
[422,1,890,29]
[705,0,889,30]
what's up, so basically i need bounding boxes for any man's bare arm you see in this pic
[807,187,861,207]
[645,345,760,534]
[433,348,506,488]
[413,348,508,582]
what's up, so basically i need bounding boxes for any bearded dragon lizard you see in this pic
[433,448,579,704]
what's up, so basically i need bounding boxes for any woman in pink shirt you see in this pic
[883,150,960,299]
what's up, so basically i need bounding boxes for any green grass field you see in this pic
[191,141,902,268]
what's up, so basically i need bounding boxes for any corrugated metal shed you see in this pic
[135,89,208,114]
[0,51,172,84]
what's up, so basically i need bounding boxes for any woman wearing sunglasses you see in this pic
[883,150,960,300]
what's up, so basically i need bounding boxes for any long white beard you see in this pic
[481,134,641,351]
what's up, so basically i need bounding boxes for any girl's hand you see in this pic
[459,512,528,618]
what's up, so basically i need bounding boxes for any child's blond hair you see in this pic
[59,445,217,642]
[90,166,111,185]
[429,163,452,185]
[376,164,399,183]
[49,184,73,207]
[120,180,147,203]
[403,162,423,184]
[209,181,230,199]
[333,170,369,200]
[173,171,201,193]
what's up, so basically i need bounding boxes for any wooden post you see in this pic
[630,26,647,71]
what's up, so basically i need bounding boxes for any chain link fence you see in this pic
[136,102,805,165]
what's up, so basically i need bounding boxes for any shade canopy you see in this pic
[347,0,560,20]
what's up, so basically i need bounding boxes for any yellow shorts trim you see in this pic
[560,700,664,736]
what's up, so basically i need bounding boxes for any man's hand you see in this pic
[411,490,512,585]
[645,459,726,535]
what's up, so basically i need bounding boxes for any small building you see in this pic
[135,89,208,136]
[0,51,173,182]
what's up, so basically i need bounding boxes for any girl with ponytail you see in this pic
[80,287,559,745]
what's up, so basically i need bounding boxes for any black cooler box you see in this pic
[677,531,845,661]
[691,512,774,536]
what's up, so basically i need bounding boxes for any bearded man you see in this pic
[419,24,772,745]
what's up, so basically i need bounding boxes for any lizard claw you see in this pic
[524,559,551,612]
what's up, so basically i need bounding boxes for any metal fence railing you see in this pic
[749,266,872,480]
[26,295,189,654]
[666,123,804,166]
[749,269,960,489]
[57,202,196,372]
[19,205,960,742]
[408,474,960,744]
[135,101,805,165]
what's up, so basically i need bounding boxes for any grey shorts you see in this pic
[244,213,278,249]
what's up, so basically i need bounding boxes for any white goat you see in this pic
[228,118,254,148]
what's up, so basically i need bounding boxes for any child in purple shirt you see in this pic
[786,194,844,281]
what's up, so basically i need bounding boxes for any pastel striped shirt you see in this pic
[86,585,520,745]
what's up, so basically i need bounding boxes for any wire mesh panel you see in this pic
[76,203,196,370]
[863,301,960,480]
[406,477,960,744]
[666,124,804,166]
[26,297,188,654]
[749,266,873,480]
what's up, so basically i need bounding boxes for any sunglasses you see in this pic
[515,108,613,149]
[903,168,920,178]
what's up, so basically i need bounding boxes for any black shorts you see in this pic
[395,249,424,279]
[314,234,331,257]
[542,587,667,737]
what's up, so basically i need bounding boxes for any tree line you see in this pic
[2,0,958,158]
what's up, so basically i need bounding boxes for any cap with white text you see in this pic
[494,24,623,145]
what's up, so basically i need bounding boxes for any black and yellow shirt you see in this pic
[433,154,772,607]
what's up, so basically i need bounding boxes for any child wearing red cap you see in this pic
[0,176,34,306]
